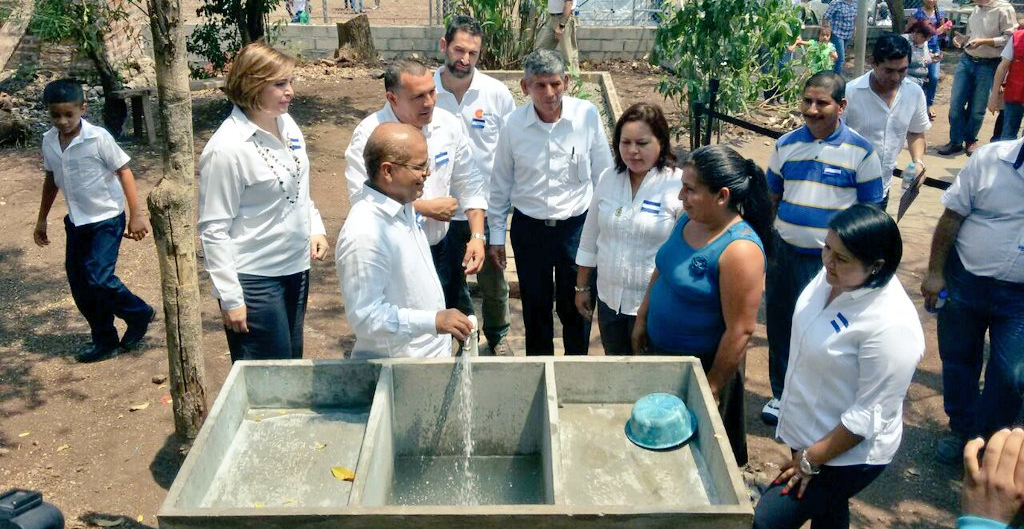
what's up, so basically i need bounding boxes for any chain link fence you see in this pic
[428,0,661,26]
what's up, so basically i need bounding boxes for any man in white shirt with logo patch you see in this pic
[345,58,488,305]
[337,123,473,358]
[434,15,517,356]
[488,49,615,356]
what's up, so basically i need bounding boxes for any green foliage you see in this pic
[652,0,802,127]
[29,0,134,64]
[448,0,546,70]
[565,62,590,100]
[187,0,281,78]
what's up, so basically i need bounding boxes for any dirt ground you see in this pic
[0,56,992,528]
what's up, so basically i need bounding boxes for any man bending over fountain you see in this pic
[336,123,474,358]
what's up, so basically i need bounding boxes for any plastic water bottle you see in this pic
[927,289,948,314]
[902,161,917,192]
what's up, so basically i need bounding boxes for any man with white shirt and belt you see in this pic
[337,123,474,359]
[535,0,578,71]
[488,49,615,356]
[345,58,488,304]
[434,15,517,356]
[921,138,1024,464]
[844,33,930,211]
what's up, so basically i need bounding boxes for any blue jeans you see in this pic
[924,61,940,108]
[1001,102,1024,141]
[64,213,152,349]
[441,220,511,345]
[948,54,999,146]
[754,463,886,529]
[830,34,849,74]
[225,270,309,361]
[509,209,591,356]
[938,252,1024,438]
[766,236,823,399]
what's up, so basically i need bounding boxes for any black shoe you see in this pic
[75,343,119,363]
[121,306,156,350]
[936,142,964,156]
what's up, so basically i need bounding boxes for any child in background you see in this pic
[33,79,155,363]
[905,21,937,93]
[789,26,838,74]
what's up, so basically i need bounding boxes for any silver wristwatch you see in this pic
[471,232,487,241]
[799,450,821,475]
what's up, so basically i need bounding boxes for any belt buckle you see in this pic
[544,219,557,227]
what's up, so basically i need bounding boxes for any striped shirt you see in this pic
[823,0,858,41]
[767,122,883,252]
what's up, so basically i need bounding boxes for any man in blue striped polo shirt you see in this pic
[760,71,884,425]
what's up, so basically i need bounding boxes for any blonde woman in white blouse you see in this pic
[574,103,683,355]
[198,42,329,361]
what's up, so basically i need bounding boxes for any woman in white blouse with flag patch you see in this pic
[574,103,683,354]
[198,42,329,361]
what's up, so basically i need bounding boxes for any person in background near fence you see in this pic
[761,71,883,426]
[921,136,1024,465]
[631,145,771,466]
[345,58,488,319]
[907,0,950,118]
[987,21,1024,141]
[336,123,473,359]
[536,0,579,72]
[34,79,155,363]
[936,0,1016,156]
[197,42,329,362]
[821,0,857,74]
[574,103,683,356]
[753,204,924,529]
[433,15,517,356]
[904,21,937,92]
[488,49,614,356]
[788,26,838,75]
[844,33,930,211]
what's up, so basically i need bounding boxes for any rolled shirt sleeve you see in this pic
[197,149,246,310]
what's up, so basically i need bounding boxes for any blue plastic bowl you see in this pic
[624,392,698,450]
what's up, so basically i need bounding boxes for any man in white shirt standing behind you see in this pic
[345,58,488,306]
[844,33,930,211]
[535,0,578,72]
[336,123,474,359]
[488,49,615,356]
[434,15,517,356]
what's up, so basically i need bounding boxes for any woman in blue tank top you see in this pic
[633,145,773,465]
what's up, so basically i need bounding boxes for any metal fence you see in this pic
[427,0,662,26]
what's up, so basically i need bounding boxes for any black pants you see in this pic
[509,209,590,356]
[225,270,309,361]
[753,463,886,529]
[64,213,152,349]
[597,299,635,355]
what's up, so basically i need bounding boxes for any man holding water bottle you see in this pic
[922,137,1024,465]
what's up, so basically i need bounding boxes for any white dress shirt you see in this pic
[434,66,516,183]
[197,106,327,311]
[575,166,683,315]
[335,183,450,359]
[41,119,131,226]
[843,72,931,193]
[942,138,1024,283]
[488,96,615,245]
[777,270,924,466]
[344,104,487,244]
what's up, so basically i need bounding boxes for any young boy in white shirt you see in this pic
[33,79,155,363]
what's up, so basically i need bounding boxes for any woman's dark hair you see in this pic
[828,204,902,288]
[908,19,937,38]
[612,102,675,174]
[687,145,773,249]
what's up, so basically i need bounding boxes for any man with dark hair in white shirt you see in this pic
[435,14,517,356]
[336,123,474,359]
[345,58,488,310]
[922,138,1024,464]
[488,49,615,356]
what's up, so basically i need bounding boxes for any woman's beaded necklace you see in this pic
[253,134,302,204]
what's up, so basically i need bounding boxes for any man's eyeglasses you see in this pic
[391,162,431,176]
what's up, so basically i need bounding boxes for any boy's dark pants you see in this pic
[64,212,152,349]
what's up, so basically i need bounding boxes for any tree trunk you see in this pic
[0,114,32,146]
[146,0,208,442]
[888,0,906,32]
[335,14,375,61]
[244,0,267,43]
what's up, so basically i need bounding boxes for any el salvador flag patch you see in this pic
[434,151,449,167]
[640,199,661,214]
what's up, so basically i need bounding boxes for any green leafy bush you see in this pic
[187,0,281,78]
[448,0,546,70]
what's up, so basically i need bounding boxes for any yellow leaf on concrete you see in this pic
[137,514,144,523]
[331,466,356,481]
[129,402,150,412]
[56,444,70,452]
[314,442,327,450]
[17,432,30,438]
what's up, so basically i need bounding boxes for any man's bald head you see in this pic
[364,122,429,203]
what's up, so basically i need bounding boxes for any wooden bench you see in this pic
[111,87,156,145]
